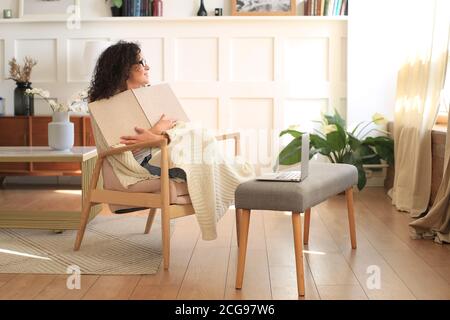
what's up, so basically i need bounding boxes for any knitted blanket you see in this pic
[92,120,255,240]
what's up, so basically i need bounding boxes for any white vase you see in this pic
[48,111,74,151]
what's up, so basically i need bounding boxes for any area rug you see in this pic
[0,215,170,275]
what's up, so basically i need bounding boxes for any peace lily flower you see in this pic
[288,124,301,130]
[372,113,388,125]
[323,124,338,134]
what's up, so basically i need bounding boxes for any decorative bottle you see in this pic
[197,0,207,16]
[152,0,163,16]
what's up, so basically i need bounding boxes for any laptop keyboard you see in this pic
[276,171,301,180]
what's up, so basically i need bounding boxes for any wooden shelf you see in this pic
[0,15,348,24]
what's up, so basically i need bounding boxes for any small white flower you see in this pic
[40,90,50,98]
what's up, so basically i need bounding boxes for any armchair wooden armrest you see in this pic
[215,132,240,156]
[98,138,168,159]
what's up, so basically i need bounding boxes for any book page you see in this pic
[88,89,151,146]
[132,84,190,126]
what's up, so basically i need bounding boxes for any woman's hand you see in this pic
[150,114,176,135]
[120,127,163,155]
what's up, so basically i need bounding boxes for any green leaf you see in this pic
[279,129,303,139]
[347,132,361,151]
[310,134,331,156]
[278,137,302,165]
[112,0,123,8]
[356,165,367,190]
[324,109,346,128]
[326,124,346,152]
[362,136,394,165]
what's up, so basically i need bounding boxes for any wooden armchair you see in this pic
[74,132,240,270]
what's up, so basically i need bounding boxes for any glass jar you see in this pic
[14,82,34,116]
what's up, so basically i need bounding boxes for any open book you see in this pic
[88,84,189,146]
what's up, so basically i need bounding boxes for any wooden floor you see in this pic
[0,186,449,300]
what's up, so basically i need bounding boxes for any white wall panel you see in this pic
[180,98,218,129]
[283,99,328,132]
[67,38,108,83]
[128,38,164,84]
[284,37,329,83]
[175,38,218,82]
[15,39,57,83]
[230,98,274,168]
[230,38,274,82]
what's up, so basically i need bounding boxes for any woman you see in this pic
[88,40,186,180]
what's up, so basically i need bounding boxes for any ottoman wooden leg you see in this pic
[292,211,306,297]
[303,208,311,245]
[345,187,357,249]
[235,209,251,289]
[235,209,241,248]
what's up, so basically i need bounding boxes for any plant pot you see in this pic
[110,6,122,16]
[48,111,74,151]
[14,82,34,116]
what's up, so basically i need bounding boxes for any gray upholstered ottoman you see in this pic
[234,162,359,297]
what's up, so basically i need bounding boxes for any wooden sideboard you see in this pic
[0,116,95,177]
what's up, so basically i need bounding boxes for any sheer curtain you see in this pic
[410,35,450,243]
[390,0,450,217]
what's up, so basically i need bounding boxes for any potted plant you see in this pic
[277,110,394,190]
[7,57,37,116]
[106,0,123,16]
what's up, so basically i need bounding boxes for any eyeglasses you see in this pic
[137,59,147,67]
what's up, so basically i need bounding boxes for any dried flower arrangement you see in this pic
[7,57,38,83]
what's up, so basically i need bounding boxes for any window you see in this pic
[436,55,450,125]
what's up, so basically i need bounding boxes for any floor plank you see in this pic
[0,275,56,300]
[176,210,234,299]
[34,275,99,300]
[130,214,200,300]
[317,199,416,299]
[82,275,140,300]
[224,213,272,300]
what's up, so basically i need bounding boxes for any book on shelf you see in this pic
[122,0,152,17]
[303,0,347,16]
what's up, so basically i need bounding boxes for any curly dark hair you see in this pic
[88,41,141,102]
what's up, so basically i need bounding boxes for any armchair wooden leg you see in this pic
[74,157,102,251]
[292,211,306,297]
[161,207,170,270]
[303,208,311,245]
[235,209,251,289]
[345,187,357,249]
[144,208,157,234]
[74,201,93,251]
[235,209,241,247]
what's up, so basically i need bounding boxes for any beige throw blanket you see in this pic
[92,120,255,240]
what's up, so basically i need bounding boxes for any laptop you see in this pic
[257,133,310,182]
